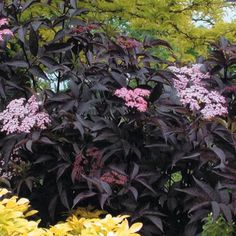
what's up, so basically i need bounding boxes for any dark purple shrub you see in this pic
[0,1,235,235]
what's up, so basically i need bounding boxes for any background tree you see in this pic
[11,0,236,62]
[77,0,236,62]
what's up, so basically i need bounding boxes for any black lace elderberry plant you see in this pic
[0,1,235,236]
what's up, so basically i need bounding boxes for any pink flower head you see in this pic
[0,18,8,27]
[134,88,151,97]
[170,64,228,120]
[114,87,129,98]
[72,24,98,33]
[87,24,99,30]
[117,37,141,49]
[0,95,51,134]
[71,147,104,182]
[72,153,85,182]
[0,18,13,41]
[101,170,127,186]
[0,29,13,36]
[115,87,150,112]
[223,85,236,93]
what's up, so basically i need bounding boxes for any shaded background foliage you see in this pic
[5,0,236,62]
[58,0,236,62]
[0,1,235,236]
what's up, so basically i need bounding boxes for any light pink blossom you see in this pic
[0,18,13,41]
[169,64,228,120]
[115,87,150,112]
[0,95,51,134]
[0,18,8,27]
[134,88,151,97]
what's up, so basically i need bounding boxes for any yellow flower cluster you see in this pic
[0,188,142,236]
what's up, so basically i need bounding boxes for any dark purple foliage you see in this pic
[0,1,235,235]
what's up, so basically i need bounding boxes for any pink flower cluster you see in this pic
[114,88,150,112]
[223,85,236,93]
[0,95,51,134]
[72,153,85,182]
[169,64,228,120]
[0,18,13,41]
[101,170,127,186]
[72,147,103,182]
[72,24,98,33]
[117,37,141,49]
